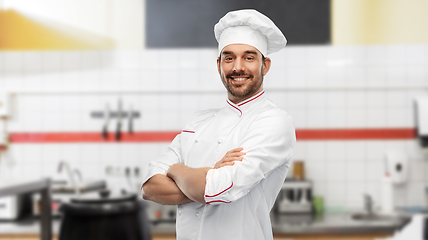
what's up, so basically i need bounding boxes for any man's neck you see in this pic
[228,89,264,105]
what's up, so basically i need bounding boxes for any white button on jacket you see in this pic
[142,91,296,240]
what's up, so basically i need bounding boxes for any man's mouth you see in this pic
[229,74,252,84]
[231,77,248,82]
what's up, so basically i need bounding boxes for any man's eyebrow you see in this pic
[221,51,234,55]
[244,50,258,55]
[222,50,259,55]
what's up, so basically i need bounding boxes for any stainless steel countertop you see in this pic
[271,212,411,235]
[148,211,412,235]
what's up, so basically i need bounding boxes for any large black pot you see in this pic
[59,191,151,240]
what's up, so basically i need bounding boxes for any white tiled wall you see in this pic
[1,45,428,211]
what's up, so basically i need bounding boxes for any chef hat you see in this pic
[214,9,287,56]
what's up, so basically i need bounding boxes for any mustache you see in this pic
[227,72,254,78]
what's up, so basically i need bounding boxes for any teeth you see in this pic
[233,78,247,82]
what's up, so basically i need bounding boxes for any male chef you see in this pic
[141,9,296,240]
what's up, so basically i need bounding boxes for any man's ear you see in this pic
[262,57,272,76]
[217,57,221,75]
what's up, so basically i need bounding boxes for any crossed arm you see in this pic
[142,148,245,205]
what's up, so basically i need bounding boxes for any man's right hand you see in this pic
[142,174,192,205]
[214,147,246,169]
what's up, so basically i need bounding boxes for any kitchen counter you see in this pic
[271,212,411,235]
[0,217,61,235]
[0,212,411,237]
[146,212,412,236]
[0,178,52,240]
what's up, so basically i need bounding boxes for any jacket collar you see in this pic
[226,91,265,117]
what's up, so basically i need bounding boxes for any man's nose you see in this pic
[233,58,245,72]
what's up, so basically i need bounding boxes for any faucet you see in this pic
[364,194,374,216]
[74,169,83,182]
[58,160,80,197]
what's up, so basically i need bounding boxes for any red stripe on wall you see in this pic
[296,128,416,140]
[9,132,181,143]
[7,128,416,143]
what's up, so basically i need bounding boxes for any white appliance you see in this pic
[0,195,22,220]
[381,151,408,214]
[384,151,408,185]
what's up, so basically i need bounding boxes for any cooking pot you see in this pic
[59,190,151,240]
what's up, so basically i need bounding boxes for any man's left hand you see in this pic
[214,147,245,169]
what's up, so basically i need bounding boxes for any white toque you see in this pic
[214,9,287,56]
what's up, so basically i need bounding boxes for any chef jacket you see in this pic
[142,91,296,240]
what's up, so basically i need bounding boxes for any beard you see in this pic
[222,67,264,102]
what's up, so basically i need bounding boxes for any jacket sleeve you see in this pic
[141,133,182,187]
[204,111,295,205]
[140,109,216,189]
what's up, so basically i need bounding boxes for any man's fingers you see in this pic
[221,162,235,167]
[228,147,244,154]
[214,147,246,169]
[231,151,246,156]
[226,151,246,158]
[223,156,243,162]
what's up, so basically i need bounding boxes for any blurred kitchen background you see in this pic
[1,0,428,239]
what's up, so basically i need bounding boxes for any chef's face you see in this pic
[217,44,271,104]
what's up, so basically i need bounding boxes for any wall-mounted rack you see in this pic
[90,111,140,119]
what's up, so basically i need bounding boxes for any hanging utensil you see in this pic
[128,105,134,134]
[115,99,122,141]
[102,104,110,140]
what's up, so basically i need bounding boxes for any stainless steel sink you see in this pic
[352,195,407,223]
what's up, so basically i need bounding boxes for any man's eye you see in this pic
[246,57,254,60]
[225,57,233,61]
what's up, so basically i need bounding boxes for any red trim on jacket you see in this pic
[205,182,233,198]
[182,130,195,133]
[237,91,265,106]
[226,91,265,116]
[206,200,231,204]
[227,101,242,116]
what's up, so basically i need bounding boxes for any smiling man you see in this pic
[218,44,270,104]
[141,9,296,240]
